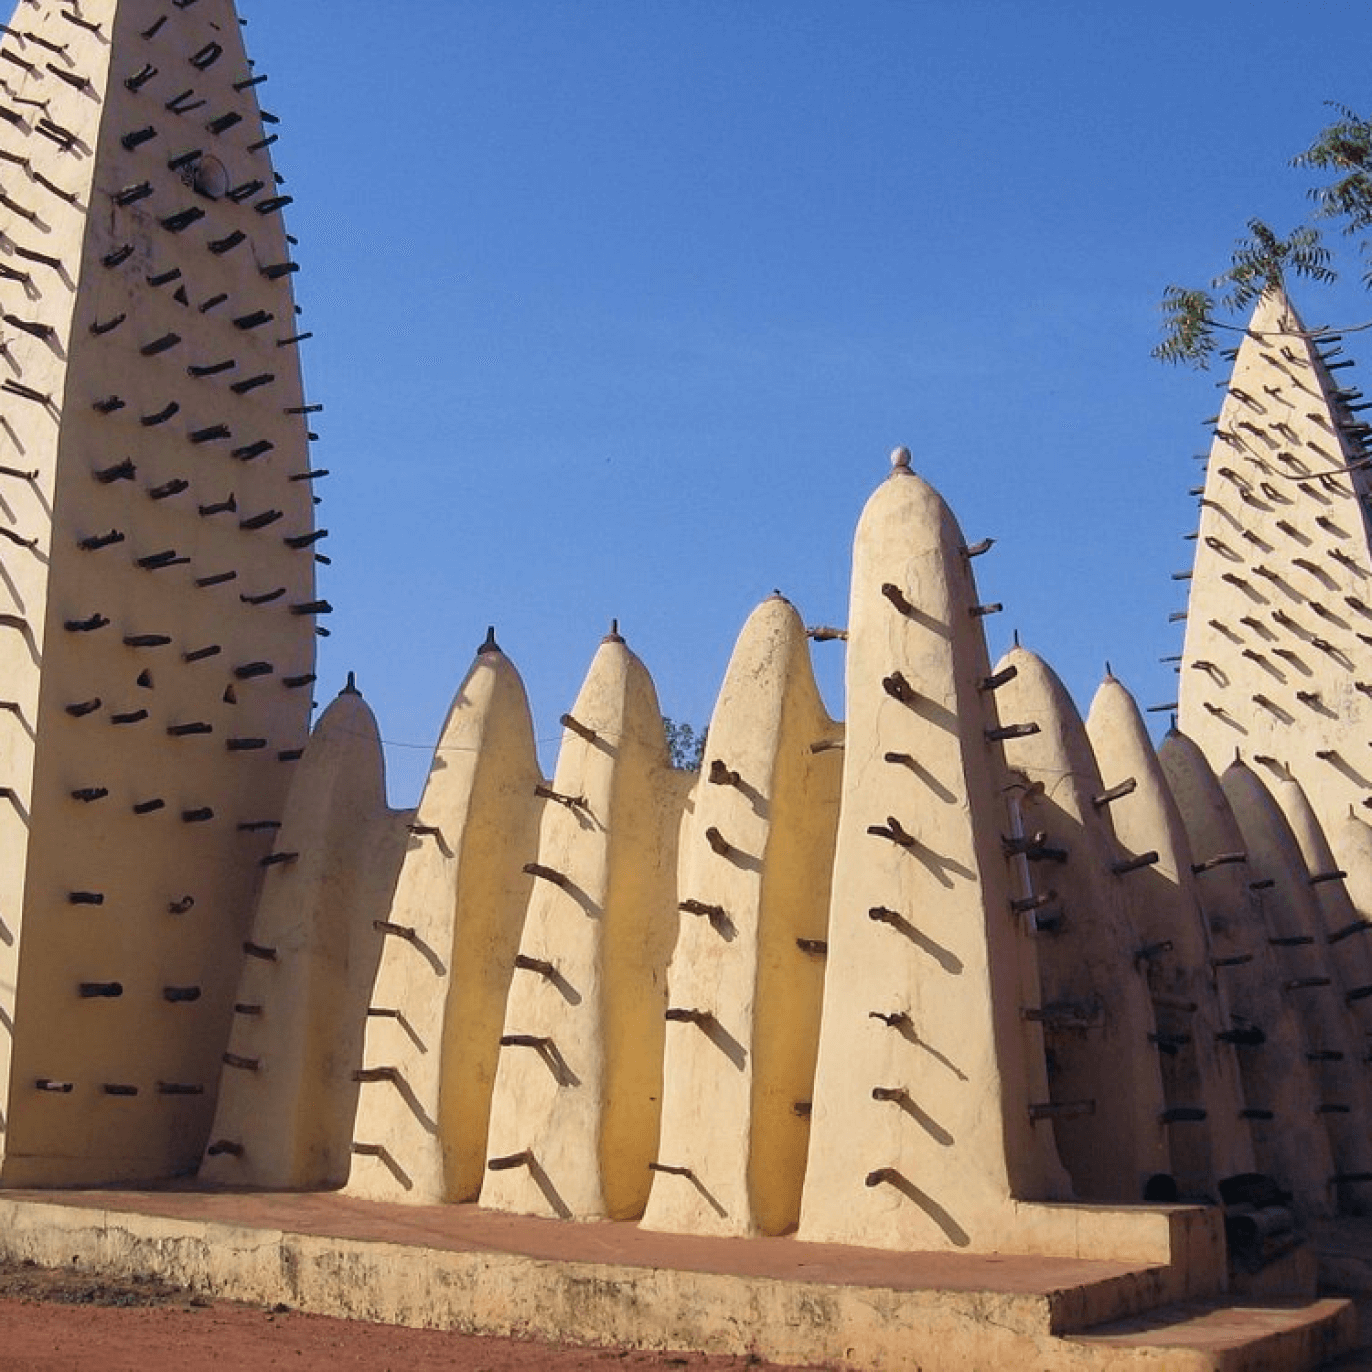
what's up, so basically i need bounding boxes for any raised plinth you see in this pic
[0,1189,1353,1370]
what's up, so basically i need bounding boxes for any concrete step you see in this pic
[1066,1295,1356,1371]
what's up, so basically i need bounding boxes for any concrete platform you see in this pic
[0,1188,1355,1371]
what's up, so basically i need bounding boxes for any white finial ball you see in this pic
[890,446,912,471]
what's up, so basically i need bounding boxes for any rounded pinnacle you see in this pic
[478,625,500,656]
[890,446,912,473]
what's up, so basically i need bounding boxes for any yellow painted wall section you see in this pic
[996,649,1168,1202]
[798,453,1070,1256]
[641,595,840,1238]
[1221,761,1372,1214]
[1,0,317,1185]
[346,640,540,1205]
[746,612,841,1236]
[481,633,679,1222]
[200,682,408,1188]
[1158,731,1335,1218]
[1084,675,1256,1193]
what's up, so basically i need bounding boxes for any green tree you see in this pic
[1155,104,1372,366]
[663,717,707,771]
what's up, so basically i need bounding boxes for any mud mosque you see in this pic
[0,0,1369,1366]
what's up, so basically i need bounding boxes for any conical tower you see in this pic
[994,647,1169,1203]
[0,0,321,1184]
[346,634,541,1207]
[641,596,840,1238]
[1176,287,1372,841]
[798,451,1072,1254]
[480,630,680,1222]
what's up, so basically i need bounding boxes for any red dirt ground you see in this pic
[0,1259,816,1371]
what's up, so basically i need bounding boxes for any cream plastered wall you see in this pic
[995,648,1169,1202]
[1272,775,1372,1028]
[640,595,840,1238]
[797,451,1072,1255]
[480,632,680,1222]
[1178,288,1372,849]
[1221,761,1372,1213]
[0,9,1362,1273]
[346,638,540,1205]
[1159,732,1336,1218]
[0,0,96,1168]
[1331,812,1372,957]
[1085,676,1256,1196]
[0,0,319,1184]
[200,682,409,1189]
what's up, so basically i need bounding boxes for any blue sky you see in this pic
[239,1,1372,805]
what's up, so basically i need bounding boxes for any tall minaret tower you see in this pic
[1177,287,1372,841]
[0,0,320,1184]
